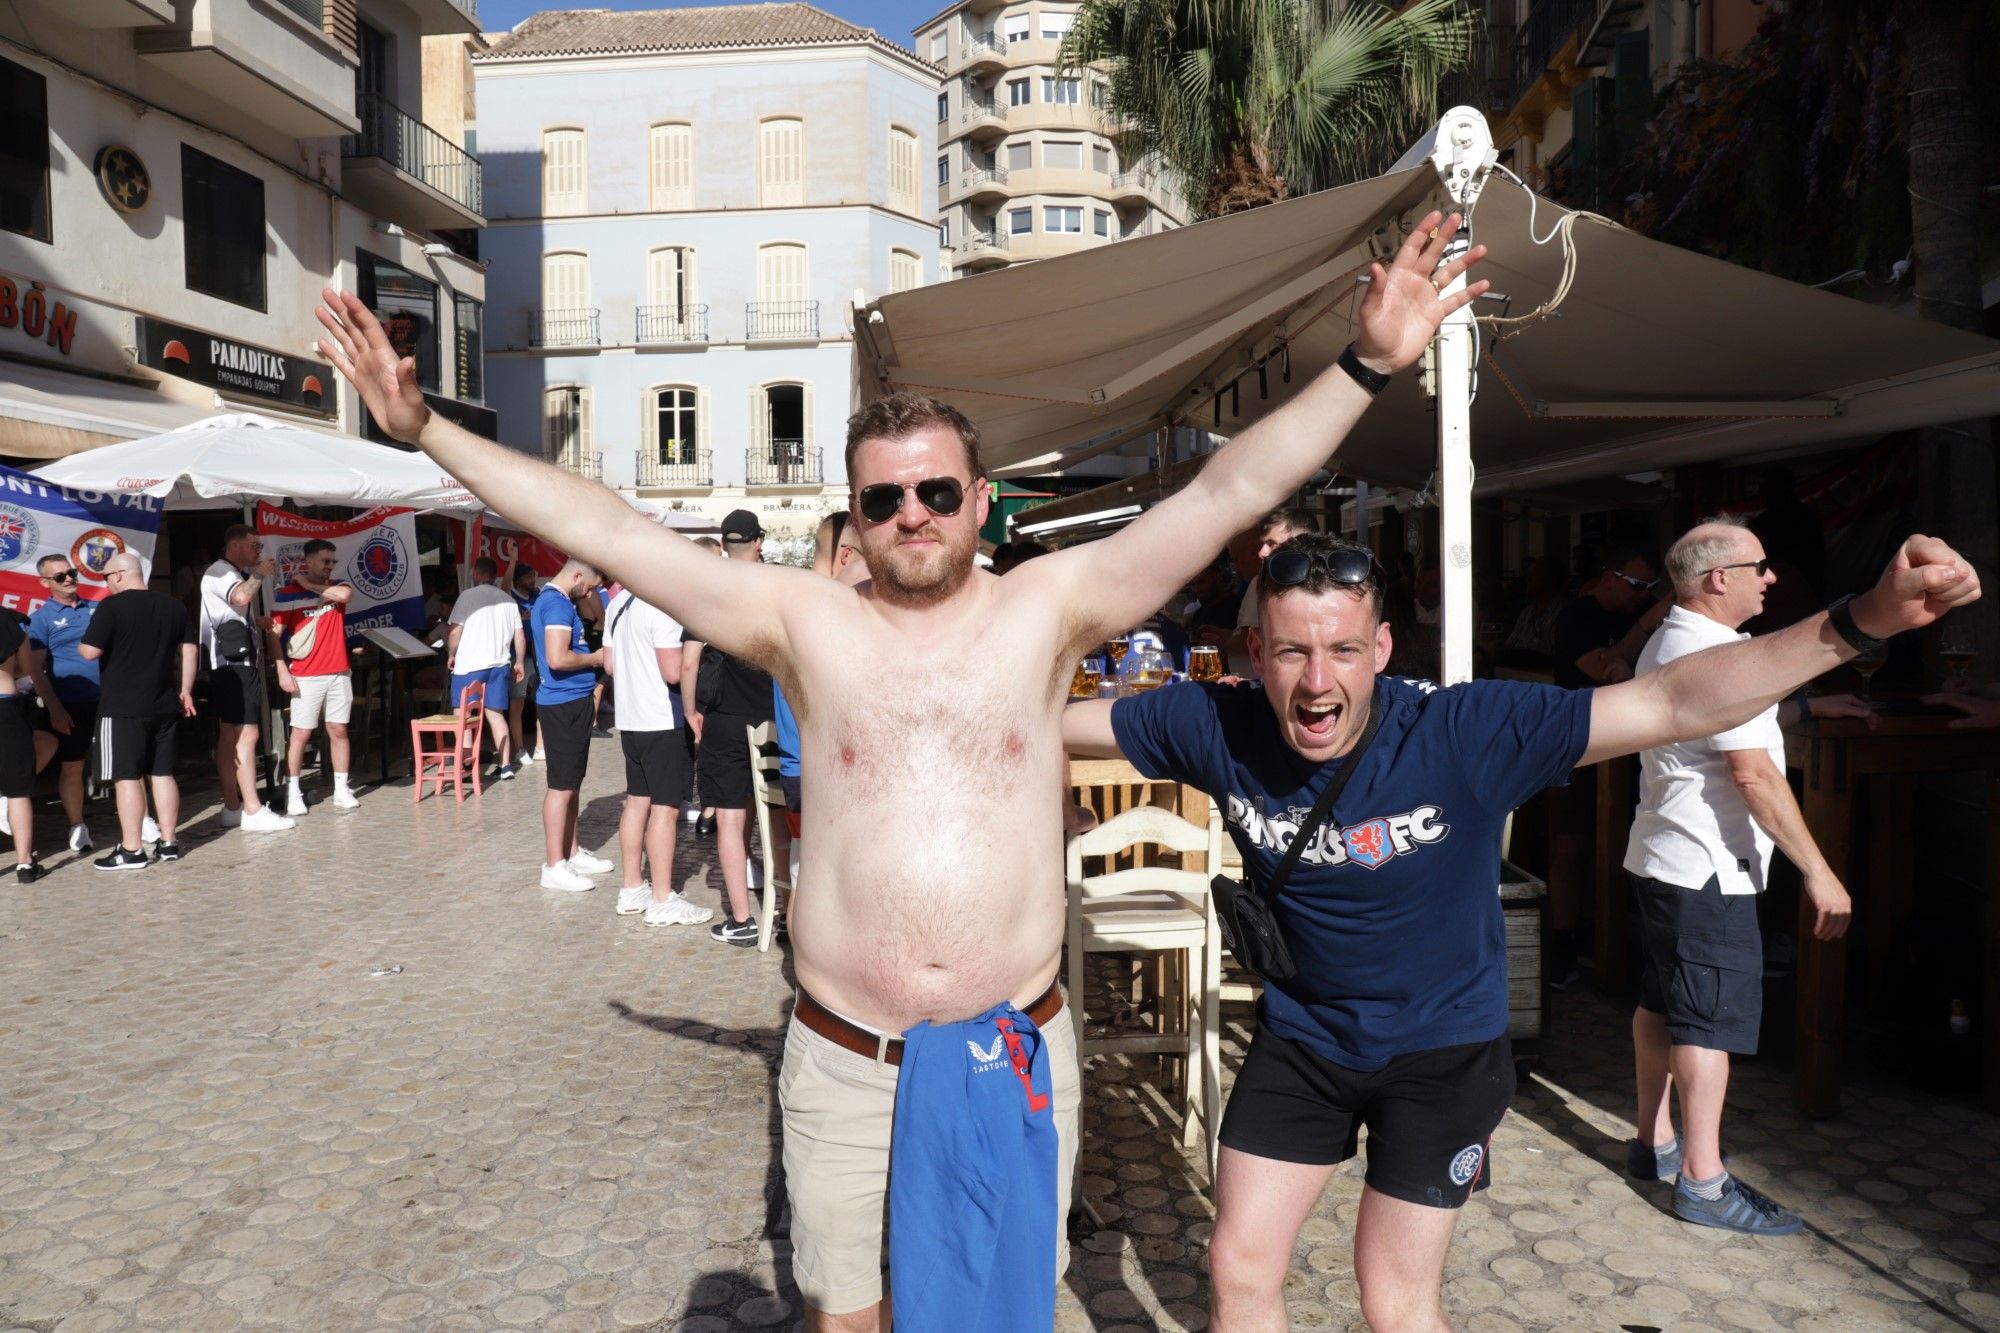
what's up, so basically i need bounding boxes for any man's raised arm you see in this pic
[1579,535,1981,767]
[1026,212,1489,650]
[314,290,794,661]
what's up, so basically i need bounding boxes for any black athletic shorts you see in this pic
[622,727,694,806]
[34,697,97,764]
[1220,1024,1515,1210]
[100,714,179,782]
[210,663,263,726]
[539,697,594,791]
[0,696,33,798]
[694,711,756,809]
[1631,872,1765,1055]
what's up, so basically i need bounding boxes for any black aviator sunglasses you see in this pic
[857,476,967,524]
[1710,559,1771,578]
[1263,547,1379,590]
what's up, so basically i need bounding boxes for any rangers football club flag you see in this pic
[256,500,425,640]
[0,461,163,614]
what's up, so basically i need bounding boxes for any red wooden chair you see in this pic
[410,681,486,804]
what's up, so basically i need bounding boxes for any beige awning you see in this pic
[0,360,216,461]
[856,166,2000,494]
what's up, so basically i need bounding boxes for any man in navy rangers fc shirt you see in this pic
[1063,529,1979,1331]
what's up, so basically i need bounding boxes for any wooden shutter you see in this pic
[650,124,692,210]
[888,127,917,214]
[542,129,586,214]
[760,119,803,206]
[758,244,806,305]
[543,252,589,313]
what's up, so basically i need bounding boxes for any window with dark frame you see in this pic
[357,249,441,392]
[0,55,51,243]
[182,145,267,310]
[453,293,484,402]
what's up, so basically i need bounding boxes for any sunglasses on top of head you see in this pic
[856,476,967,525]
[1263,547,1378,590]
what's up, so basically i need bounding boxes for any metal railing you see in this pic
[635,304,708,344]
[960,166,1009,191]
[961,97,1005,126]
[746,442,822,486]
[342,91,483,217]
[960,36,1003,62]
[530,308,599,348]
[1110,171,1155,192]
[955,229,1011,257]
[745,301,819,341]
[270,0,324,24]
[635,448,712,487]
[551,449,601,479]
[1504,0,1594,109]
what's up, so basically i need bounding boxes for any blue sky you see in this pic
[480,0,944,48]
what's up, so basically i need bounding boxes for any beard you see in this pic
[864,521,976,608]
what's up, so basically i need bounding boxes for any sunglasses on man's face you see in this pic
[45,569,79,582]
[1263,547,1378,590]
[1711,559,1771,578]
[1606,570,1659,594]
[856,476,967,525]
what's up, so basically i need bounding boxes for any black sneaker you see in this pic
[15,860,47,885]
[696,814,717,839]
[94,847,149,872]
[709,916,758,948]
[154,842,184,862]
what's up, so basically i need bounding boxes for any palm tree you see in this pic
[1062,0,1483,218]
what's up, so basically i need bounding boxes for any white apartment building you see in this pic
[0,0,492,468]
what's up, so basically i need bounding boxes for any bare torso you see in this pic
[776,570,1076,1032]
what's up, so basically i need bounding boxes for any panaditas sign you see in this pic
[135,317,335,416]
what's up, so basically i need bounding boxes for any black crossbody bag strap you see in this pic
[1252,689,1387,907]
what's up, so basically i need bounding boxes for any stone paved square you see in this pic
[5,742,2000,1331]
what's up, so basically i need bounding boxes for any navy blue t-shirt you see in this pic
[1111,675,1593,1070]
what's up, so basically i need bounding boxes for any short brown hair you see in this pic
[845,392,984,482]
[1257,532,1385,623]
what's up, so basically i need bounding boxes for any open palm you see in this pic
[1353,210,1488,374]
[315,288,432,444]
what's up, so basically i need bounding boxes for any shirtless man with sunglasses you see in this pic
[316,213,1490,1331]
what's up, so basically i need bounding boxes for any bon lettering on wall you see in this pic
[0,463,163,614]
[256,501,424,638]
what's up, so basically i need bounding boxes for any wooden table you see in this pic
[1785,714,2000,1116]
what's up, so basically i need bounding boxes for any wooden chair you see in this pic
[745,721,788,953]
[1066,803,1226,1177]
[410,681,485,804]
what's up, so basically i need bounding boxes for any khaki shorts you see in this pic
[778,1002,1081,1315]
[289,673,353,728]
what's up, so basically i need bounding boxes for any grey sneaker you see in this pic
[1673,1175,1802,1236]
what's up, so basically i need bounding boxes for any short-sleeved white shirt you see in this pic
[199,560,252,669]
[448,582,522,674]
[1622,605,1785,894]
[1230,575,1262,678]
[606,590,684,732]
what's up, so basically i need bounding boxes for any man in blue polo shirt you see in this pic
[530,558,610,893]
[1063,529,1980,1330]
[26,554,102,852]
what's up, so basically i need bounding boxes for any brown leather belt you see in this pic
[792,981,1064,1067]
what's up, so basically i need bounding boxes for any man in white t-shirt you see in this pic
[1624,515,1866,1236]
[447,556,527,778]
[604,585,712,928]
[199,524,294,833]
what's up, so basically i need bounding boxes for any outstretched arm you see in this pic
[1061,698,1124,759]
[315,290,803,663]
[1020,212,1488,653]
[1580,535,1980,766]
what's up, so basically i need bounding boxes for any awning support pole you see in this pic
[1424,107,1497,687]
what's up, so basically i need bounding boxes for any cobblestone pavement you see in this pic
[5,741,2000,1331]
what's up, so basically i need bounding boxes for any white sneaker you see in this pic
[141,816,163,844]
[331,788,360,810]
[540,862,594,892]
[68,823,92,853]
[240,807,296,833]
[567,849,613,875]
[0,801,9,837]
[286,791,310,818]
[219,809,242,829]
[517,749,536,766]
[615,885,652,915]
[643,892,715,927]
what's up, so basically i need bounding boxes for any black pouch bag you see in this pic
[1209,695,1383,983]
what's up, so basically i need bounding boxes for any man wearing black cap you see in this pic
[682,509,775,945]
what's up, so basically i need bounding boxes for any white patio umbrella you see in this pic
[32,412,484,512]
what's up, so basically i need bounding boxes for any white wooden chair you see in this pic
[1065,803,1226,1176]
[745,722,789,954]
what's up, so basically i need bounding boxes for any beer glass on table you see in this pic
[1127,647,1172,692]
[1940,623,1977,686]
[1070,657,1105,699]
[1851,645,1888,700]
[1106,636,1130,669]
[1188,645,1223,682]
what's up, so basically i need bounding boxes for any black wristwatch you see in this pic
[1826,594,1889,654]
[1337,343,1392,396]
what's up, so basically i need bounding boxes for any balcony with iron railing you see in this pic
[132,0,358,139]
[958,165,1010,201]
[958,35,1005,71]
[341,90,484,230]
[745,301,820,342]
[958,96,1008,139]
[953,228,1012,269]
[746,442,822,487]
[551,449,602,480]
[1503,0,1594,111]
[635,447,713,488]
[635,304,709,345]
[531,308,600,349]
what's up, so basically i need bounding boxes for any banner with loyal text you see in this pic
[0,461,163,615]
[256,501,423,640]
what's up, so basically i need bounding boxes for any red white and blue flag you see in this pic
[0,461,163,614]
[257,501,424,640]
